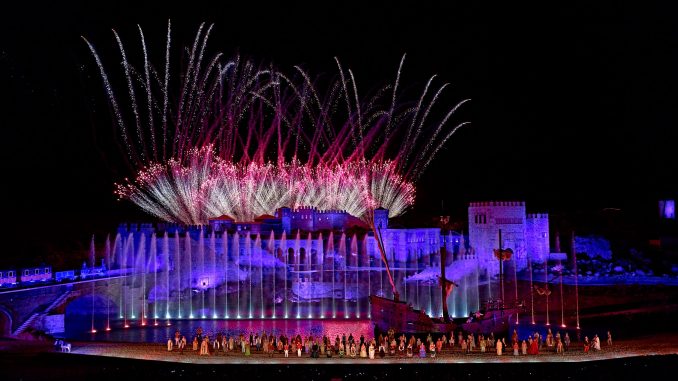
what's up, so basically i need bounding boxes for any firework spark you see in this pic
[87,22,468,224]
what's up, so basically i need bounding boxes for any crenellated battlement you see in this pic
[316,209,348,214]
[292,206,317,212]
[527,213,549,219]
[469,201,525,207]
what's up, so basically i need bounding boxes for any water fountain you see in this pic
[89,236,96,333]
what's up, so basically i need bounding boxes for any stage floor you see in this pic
[14,335,678,364]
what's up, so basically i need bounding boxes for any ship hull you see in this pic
[369,295,456,335]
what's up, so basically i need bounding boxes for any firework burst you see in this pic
[86,22,468,225]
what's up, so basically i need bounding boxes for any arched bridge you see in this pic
[0,277,123,337]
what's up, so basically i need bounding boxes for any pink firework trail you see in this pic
[85,22,469,224]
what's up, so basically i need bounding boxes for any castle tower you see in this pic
[526,213,550,263]
[373,207,389,230]
[468,201,527,275]
[276,207,292,234]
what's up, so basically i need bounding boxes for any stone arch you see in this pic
[299,247,307,270]
[287,248,295,265]
[63,292,119,332]
[0,306,12,337]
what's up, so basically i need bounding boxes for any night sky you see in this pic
[1,1,676,264]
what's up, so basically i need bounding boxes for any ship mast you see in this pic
[499,229,505,306]
[370,213,398,301]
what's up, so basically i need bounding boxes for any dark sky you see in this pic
[1,1,676,261]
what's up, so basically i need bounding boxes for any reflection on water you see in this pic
[64,317,373,343]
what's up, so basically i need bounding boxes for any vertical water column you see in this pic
[293,231,301,319]
[351,234,359,318]
[137,233,146,325]
[544,259,550,326]
[89,236,96,333]
[105,235,112,331]
[116,233,124,320]
[233,232,240,318]
[428,249,433,317]
[255,234,264,318]
[163,232,170,321]
[246,233,253,319]
[571,231,580,329]
[150,233,157,325]
[559,259,565,327]
[415,250,421,310]
[223,232,229,318]
[338,233,347,318]
[317,232,324,318]
[280,231,287,318]
[306,233,313,318]
[513,252,519,324]
[184,233,193,319]
[327,232,335,318]
[123,233,133,326]
[210,231,217,319]
[363,237,370,318]
[174,233,181,318]
[111,234,121,327]
[267,231,276,318]
[198,230,205,318]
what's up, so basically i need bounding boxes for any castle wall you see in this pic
[468,201,528,275]
[526,213,550,263]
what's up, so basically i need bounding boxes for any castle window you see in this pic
[542,232,547,238]
[24,270,29,276]
[8,271,14,277]
[45,268,50,273]
[35,269,40,275]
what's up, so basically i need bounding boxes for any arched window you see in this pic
[299,248,307,270]
[287,248,295,264]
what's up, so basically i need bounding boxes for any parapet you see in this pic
[469,201,525,207]
[527,213,549,219]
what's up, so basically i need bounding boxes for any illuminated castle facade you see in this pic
[107,201,550,320]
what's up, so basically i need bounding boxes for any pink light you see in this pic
[124,324,130,328]
[90,329,97,333]
[120,157,417,224]
[105,327,111,331]
[90,29,467,227]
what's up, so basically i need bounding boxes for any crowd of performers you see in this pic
[165,327,612,358]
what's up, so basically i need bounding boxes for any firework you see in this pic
[86,22,468,224]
